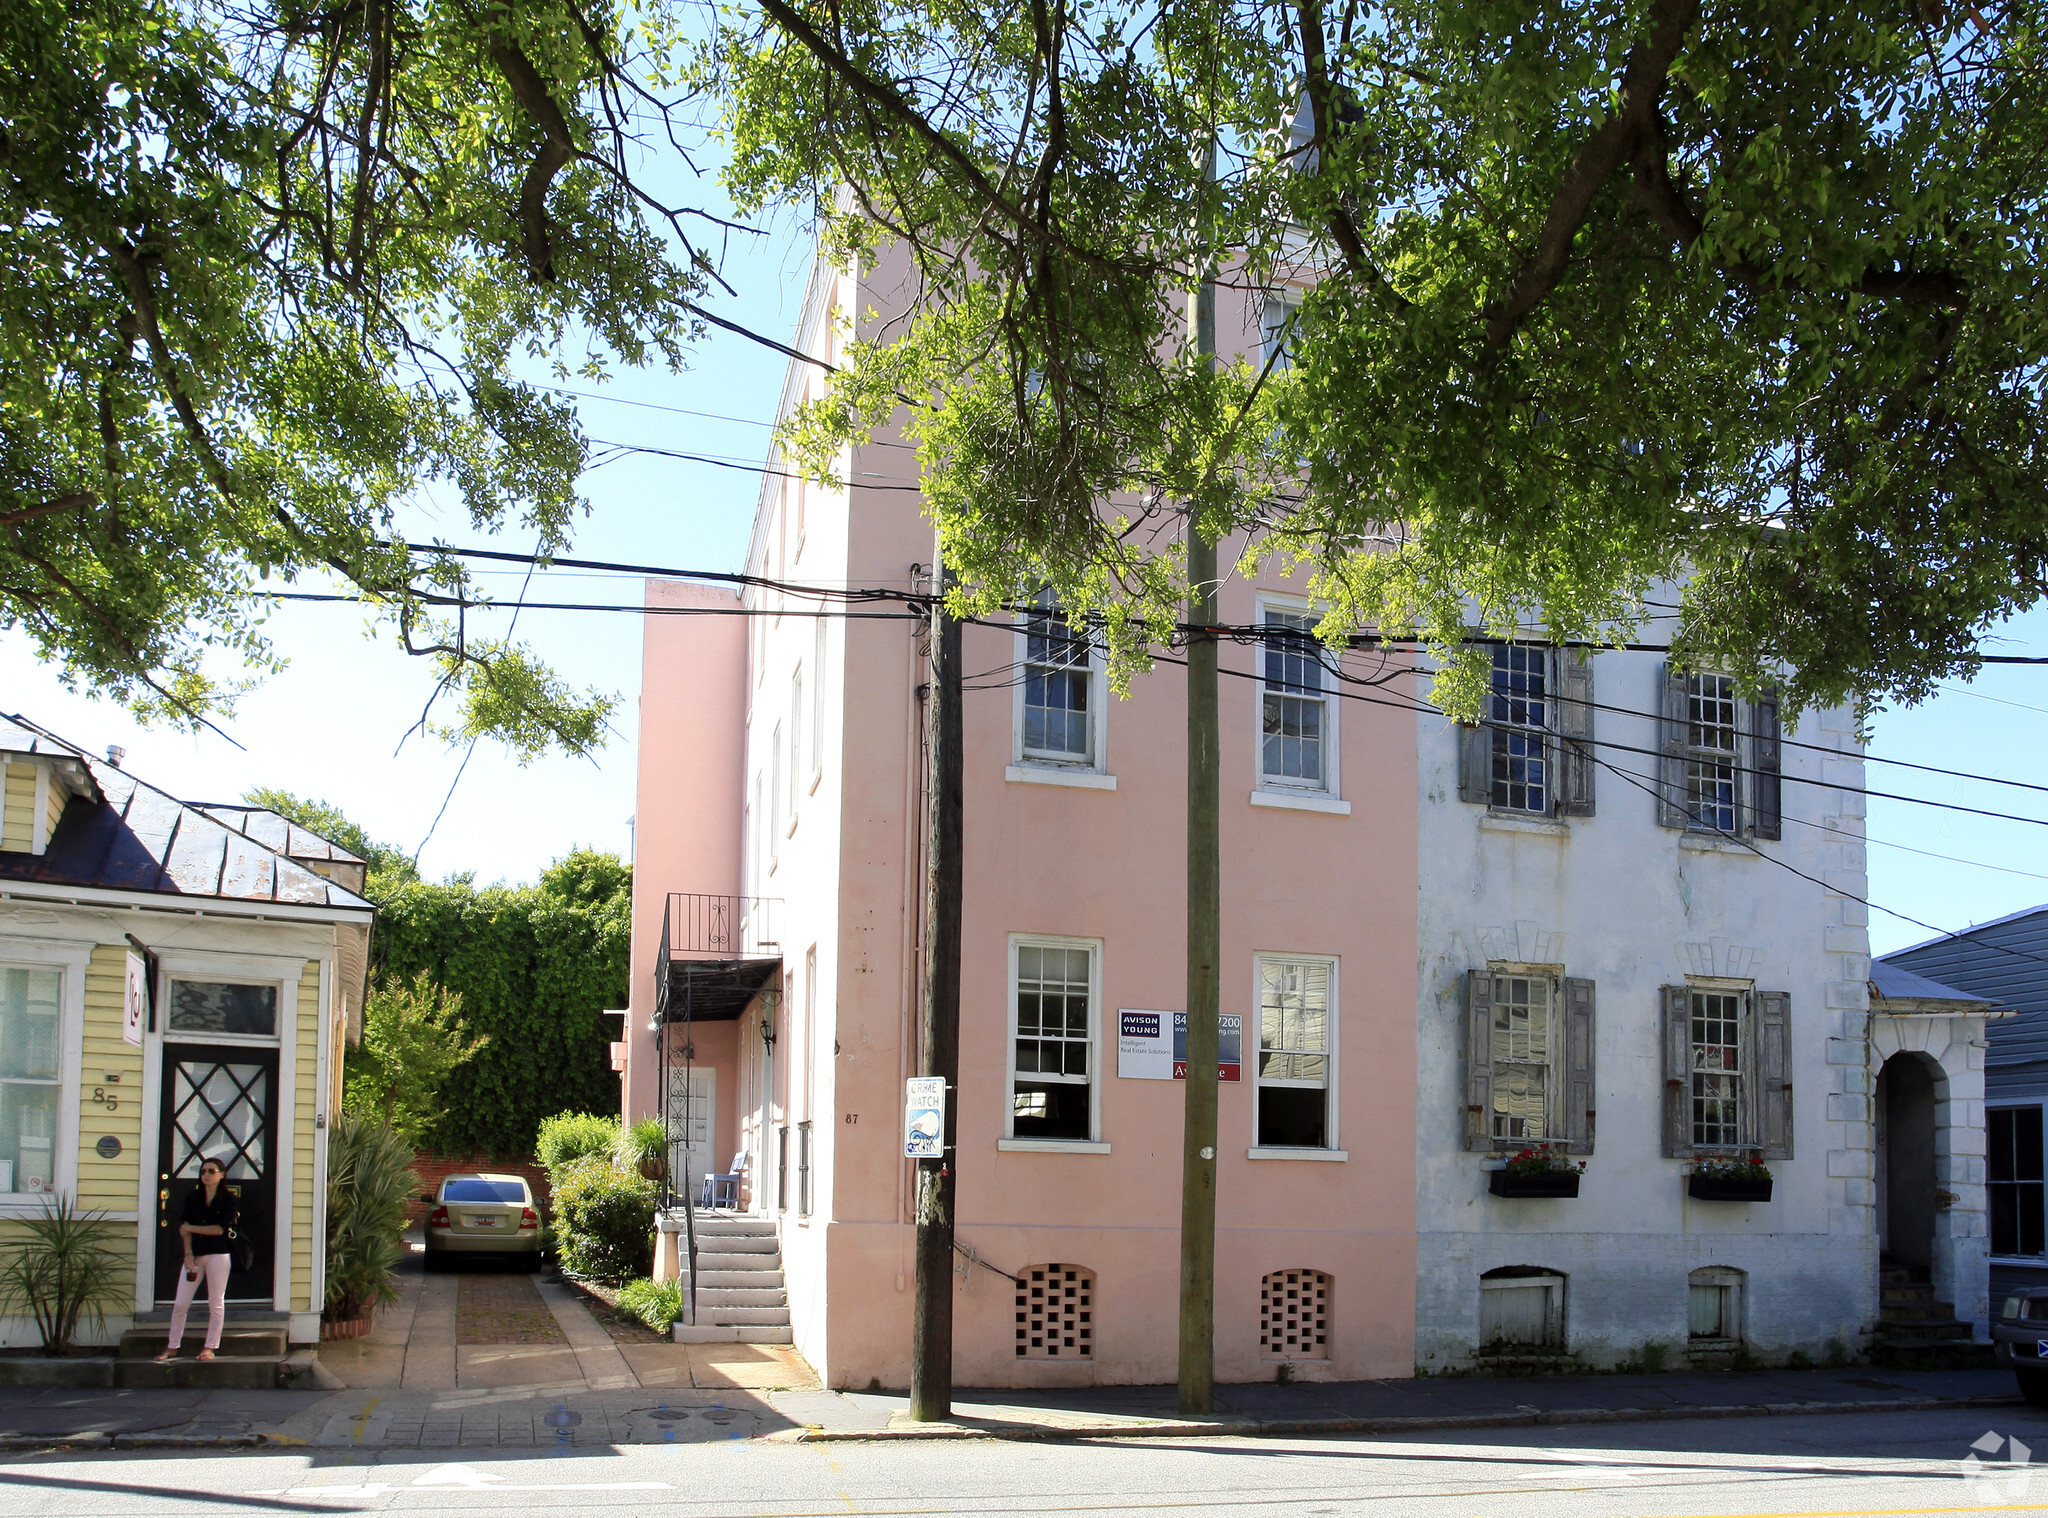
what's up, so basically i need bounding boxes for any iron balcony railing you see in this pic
[655,893,780,1019]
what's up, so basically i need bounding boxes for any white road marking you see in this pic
[250,1462,672,1498]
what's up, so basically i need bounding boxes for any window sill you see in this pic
[1479,813,1569,838]
[1006,766,1116,791]
[1249,789,1351,816]
[1992,1256,2048,1267]
[998,1138,1112,1154]
[1678,834,1763,856]
[1247,1147,1348,1162]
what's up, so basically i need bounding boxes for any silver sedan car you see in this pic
[1990,1289,2048,1405]
[422,1173,541,1270]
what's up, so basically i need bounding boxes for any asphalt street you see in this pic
[6,1403,2048,1517]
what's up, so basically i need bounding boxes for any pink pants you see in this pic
[168,1253,231,1350]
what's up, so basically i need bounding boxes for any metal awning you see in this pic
[658,956,780,1022]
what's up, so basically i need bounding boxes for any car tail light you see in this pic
[519,1207,539,1230]
[428,1206,450,1227]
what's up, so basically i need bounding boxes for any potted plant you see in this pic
[1489,1146,1585,1198]
[614,1117,670,1184]
[1688,1153,1773,1202]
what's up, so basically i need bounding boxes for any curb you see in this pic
[0,1431,278,1450]
[793,1392,2027,1444]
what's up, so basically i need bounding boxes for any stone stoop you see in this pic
[672,1213,792,1345]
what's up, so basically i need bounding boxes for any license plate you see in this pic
[468,1217,499,1228]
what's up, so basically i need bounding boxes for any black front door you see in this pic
[155,1045,278,1303]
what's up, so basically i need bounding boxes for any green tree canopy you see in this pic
[1,0,730,753]
[710,0,2048,714]
[343,971,489,1148]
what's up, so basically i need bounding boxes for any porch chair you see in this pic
[700,1148,747,1210]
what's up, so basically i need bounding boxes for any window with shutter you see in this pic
[1458,646,1595,817]
[1664,983,1792,1159]
[1466,969,1590,1151]
[1656,665,1784,839]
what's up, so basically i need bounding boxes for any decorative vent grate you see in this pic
[1015,1264,1094,1358]
[1260,1269,1331,1359]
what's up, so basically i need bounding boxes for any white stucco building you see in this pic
[1411,639,1986,1370]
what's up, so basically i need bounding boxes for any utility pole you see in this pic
[911,549,963,1421]
[1178,166,1221,1417]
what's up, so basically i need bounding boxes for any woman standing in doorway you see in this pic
[155,1157,238,1361]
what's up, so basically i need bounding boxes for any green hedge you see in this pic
[551,1157,656,1282]
[372,851,629,1158]
[536,1111,620,1178]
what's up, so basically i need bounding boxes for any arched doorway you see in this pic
[1877,1053,1939,1276]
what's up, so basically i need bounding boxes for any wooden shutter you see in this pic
[1749,687,1782,841]
[1661,984,1692,1158]
[1458,724,1492,804]
[1557,648,1595,816]
[1657,663,1688,829]
[1465,970,1495,1151]
[1755,991,1793,1159]
[1562,977,1596,1154]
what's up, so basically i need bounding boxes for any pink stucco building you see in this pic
[622,243,1421,1388]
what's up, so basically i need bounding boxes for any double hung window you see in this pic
[1018,592,1096,767]
[1489,646,1549,813]
[1659,985,1792,1158]
[1010,939,1097,1142]
[1990,1106,2046,1258]
[1255,957,1334,1148]
[1260,292,1301,373]
[1259,609,1334,790]
[1458,646,1594,816]
[1657,665,1781,839]
[0,967,60,1196]
[1489,975,1553,1141]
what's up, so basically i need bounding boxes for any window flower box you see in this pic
[1687,1156,1773,1203]
[1489,1147,1584,1198]
[1489,1169,1580,1199]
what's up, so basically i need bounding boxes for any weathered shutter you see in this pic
[1755,990,1793,1159]
[1749,686,1782,841]
[1557,648,1595,816]
[1465,970,1495,1151]
[1661,984,1692,1158]
[1458,723,1492,804]
[1657,663,1688,829]
[1562,977,1596,1154]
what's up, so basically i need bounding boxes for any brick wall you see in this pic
[407,1152,553,1222]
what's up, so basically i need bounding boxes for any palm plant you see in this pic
[325,1114,417,1322]
[0,1196,127,1354]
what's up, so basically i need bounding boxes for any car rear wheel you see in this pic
[521,1250,543,1273]
[422,1249,444,1274]
[2016,1369,2048,1407]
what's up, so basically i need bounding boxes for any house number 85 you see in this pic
[91,1087,118,1111]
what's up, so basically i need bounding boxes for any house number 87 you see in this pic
[91,1087,118,1111]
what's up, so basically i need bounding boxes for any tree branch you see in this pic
[0,493,97,529]
[488,36,577,281]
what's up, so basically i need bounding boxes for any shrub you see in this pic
[551,1157,656,1282]
[616,1276,686,1332]
[536,1112,620,1181]
[342,973,488,1148]
[613,1116,668,1178]
[325,1116,418,1321]
[0,1197,127,1354]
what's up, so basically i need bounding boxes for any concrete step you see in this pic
[683,1268,782,1290]
[690,1304,791,1327]
[673,1323,794,1344]
[690,1251,781,1273]
[1877,1320,1974,1345]
[688,1216,780,1238]
[1880,1304,1960,1324]
[1882,1287,1937,1305]
[689,1287,786,1308]
[119,1325,288,1359]
[687,1233,778,1253]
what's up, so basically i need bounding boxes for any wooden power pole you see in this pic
[1178,235,1220,1417]
[911,552,963,1422]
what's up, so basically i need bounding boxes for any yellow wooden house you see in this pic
[0,714,371,1347]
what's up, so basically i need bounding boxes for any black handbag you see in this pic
[228,1225,256,1274]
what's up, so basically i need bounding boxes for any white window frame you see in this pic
[1260,290,1302,374]
[811,618,827,792]
[1486,644,1555,816]
[1683,672,1743,833]
[1253,595,1341,800]
[1010,593,1108,776]
[769,724,784,868]
[0,940,87,1214]
[1001,935,1106,1151]
[1249,952,1341,1156]
[1988,1100,2046,1262]
[788,669,803,833]
[1687,979,1753,1151]
[1484,967,1561,1147]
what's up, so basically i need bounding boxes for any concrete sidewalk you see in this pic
[0,1364,2021,1449]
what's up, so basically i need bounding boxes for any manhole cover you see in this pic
[543,1409,583,1429]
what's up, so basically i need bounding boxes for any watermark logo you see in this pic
[1961,1430,2035,1504]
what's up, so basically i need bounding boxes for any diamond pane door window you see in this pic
[156,1046,277,1302]
[0,967,61,1195]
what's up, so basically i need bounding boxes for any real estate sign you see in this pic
[1117,1009,1241,1082]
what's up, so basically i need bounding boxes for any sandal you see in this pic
[196,1349,216,1362]
[154,1349,178,1362]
